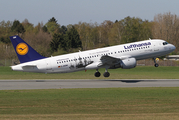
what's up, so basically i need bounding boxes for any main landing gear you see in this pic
[94,70,101,77]
[153,58,159,67]
[94,69,110,77]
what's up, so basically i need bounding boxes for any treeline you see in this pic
[0,12,179,61]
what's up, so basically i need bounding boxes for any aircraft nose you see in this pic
[172,44,176,50]
[169,44,176,51]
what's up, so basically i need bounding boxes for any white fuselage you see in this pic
[11,39,175,73]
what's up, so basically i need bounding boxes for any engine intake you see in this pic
[120,58,136,69]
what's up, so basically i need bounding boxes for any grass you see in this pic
[1,66,179,119]
[0,66,179,79]
[0,88,179,119]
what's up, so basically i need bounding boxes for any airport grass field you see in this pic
[1,88,179,120]
[1,66,179,119]
[0,66,179,79]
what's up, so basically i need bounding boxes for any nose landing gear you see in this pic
[153,58,159,67]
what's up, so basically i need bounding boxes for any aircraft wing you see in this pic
[99,55,120,67]
[85,55,120,69]
[98,55,132,68]
[85,55,133,69]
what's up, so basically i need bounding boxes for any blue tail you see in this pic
[10,35,46,63]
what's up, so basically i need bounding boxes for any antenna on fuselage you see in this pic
[149,38,151,40]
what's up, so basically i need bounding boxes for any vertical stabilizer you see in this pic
[10,35,46,63]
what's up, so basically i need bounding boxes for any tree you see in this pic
[24,31,51,57]
[42,26,48,32]
[33,22,43,34]
[64,26,82,49]
[11,20,25,34]
[0,20,12,34]
[22,19,33,33]
[45,17,60,35]
[45,22,60,35]
[50,33,66,52]
[108,21,123,45]
[118,16,152,43]
[59,25,67,34]
[0,37,11,44]
[50,33,61,52]
[152,12,179,53]
[48,17,57,23]
[99,20,113,46]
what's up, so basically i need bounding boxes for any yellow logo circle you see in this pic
[16,43,29,55]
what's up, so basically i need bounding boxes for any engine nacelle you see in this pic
[120,58,136,69]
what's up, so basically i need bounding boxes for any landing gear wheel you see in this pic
[94,71,101,77]
[103,72,110,77]
[153,58,159,67]
[154,63,159,67]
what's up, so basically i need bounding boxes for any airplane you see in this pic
[9,35,175,77]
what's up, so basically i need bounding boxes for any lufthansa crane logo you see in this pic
[16,43,29,55]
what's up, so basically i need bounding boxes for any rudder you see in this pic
[10,35,46,63]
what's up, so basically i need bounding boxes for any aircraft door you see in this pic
[46,59,52,70]
[154,43,159,52]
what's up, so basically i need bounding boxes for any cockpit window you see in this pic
[163,42,168,45]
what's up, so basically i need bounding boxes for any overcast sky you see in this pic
[1,0,179,26]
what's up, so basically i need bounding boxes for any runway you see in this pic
[0,79,179,90]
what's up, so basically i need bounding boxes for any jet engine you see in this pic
[120,58,136,69]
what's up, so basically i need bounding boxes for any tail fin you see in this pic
[10,35,46,63]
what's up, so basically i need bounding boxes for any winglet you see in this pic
[10,35,46,63]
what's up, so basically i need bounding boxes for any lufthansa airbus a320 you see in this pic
[10,36,175,77]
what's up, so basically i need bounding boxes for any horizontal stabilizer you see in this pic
[22,65,37,70]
